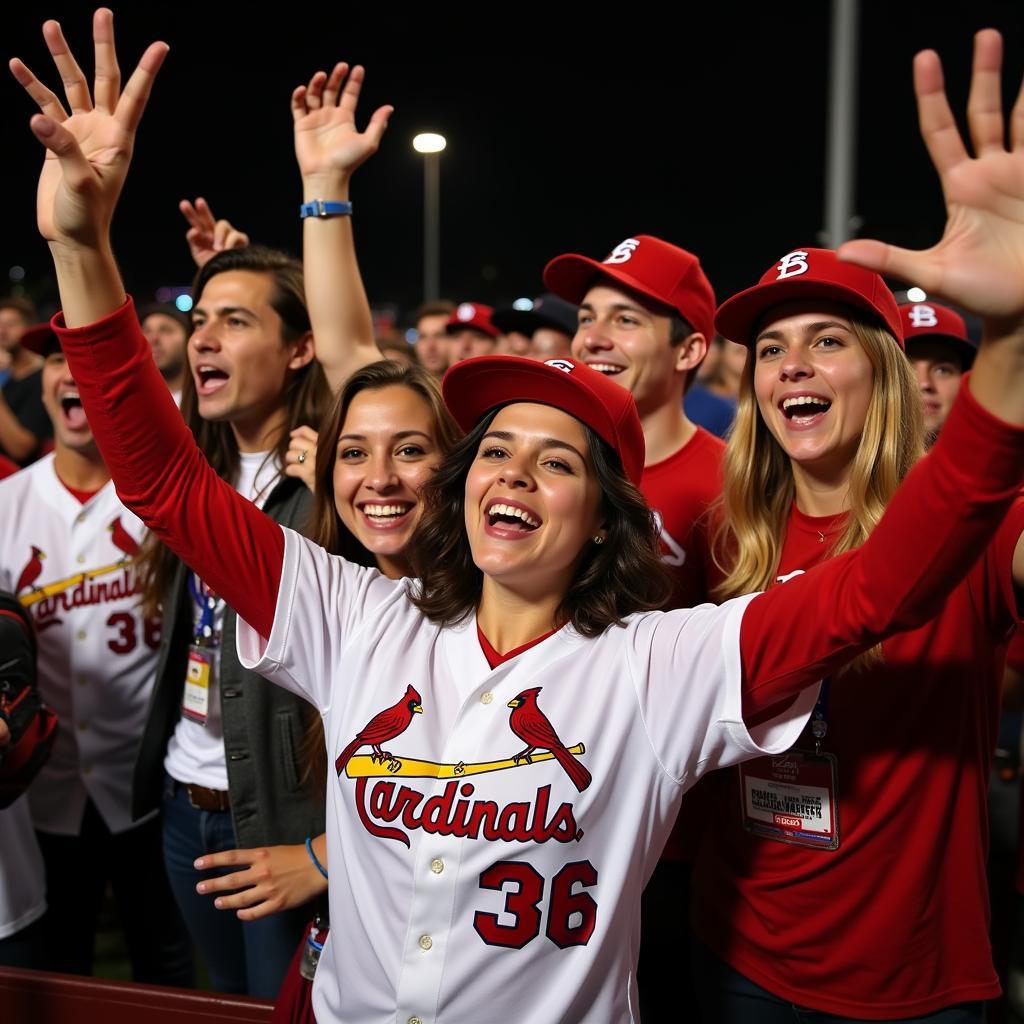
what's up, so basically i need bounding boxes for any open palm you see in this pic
[292,62,393,182]
[9,9,167,249]
[841,31,1024,320]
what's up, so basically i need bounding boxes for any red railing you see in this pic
[0,968,274,1023]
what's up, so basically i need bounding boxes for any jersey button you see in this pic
[76,554,87,564]
[408,1017,423,1024]
[418,935,433,951]
[76,630,87,641]
[75,512,86,524]
[430,858,444,874]
[480,691,493,705]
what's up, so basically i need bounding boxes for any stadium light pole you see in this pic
[413,133,446,302]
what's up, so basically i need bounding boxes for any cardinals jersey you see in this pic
[0,455,157,834]
[237,529,816,1024]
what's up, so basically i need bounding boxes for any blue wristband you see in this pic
[305,835,328,879]
[299,200,353,219]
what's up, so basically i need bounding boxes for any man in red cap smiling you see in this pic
[899,301,977,442]
[544,234,724,1018]
[544,235,723,610]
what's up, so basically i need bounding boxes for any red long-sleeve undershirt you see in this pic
[55,300,1024,715]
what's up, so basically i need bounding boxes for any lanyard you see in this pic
[188,572,220,647]
[811,677,831,754]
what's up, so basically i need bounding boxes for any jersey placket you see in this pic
[394,665,514,1023]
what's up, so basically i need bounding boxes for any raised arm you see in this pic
[293,62,392,391]
[742,30,1024,713]
[11,10,283,637]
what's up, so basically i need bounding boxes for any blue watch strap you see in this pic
[300,200,353,219]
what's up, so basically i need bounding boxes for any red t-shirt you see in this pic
[692,499,1024,1018]
[0,454,18,481]
[639,426,725,613]
[640,427,725,863]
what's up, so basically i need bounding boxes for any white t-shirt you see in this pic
[164,451,281,790]
[0,795,46,939]
[0,456,155,835]
[237,528,817,1024]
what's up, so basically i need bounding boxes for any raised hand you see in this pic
[840,30,1024,323]
[292,63,393,187]
[10,9,168,251]
[179,197,251,268]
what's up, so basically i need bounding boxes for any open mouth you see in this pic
[195,365,230,395]
[486,501,541,532]
[781,395,832,424]
[359,502,414,528]
[587,362,625,377]
[59,391,88,431]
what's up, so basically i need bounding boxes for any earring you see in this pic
[593,535,605,545]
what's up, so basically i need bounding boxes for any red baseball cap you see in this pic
[19,323,60,357]
[445,302,500,339]
[543,235,716,345]
[442,355,645,485]
[715,248,904,350]
[899,301,976,367]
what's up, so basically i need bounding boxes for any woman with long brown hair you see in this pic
[13,15,1024,1024]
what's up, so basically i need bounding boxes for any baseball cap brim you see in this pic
[905,333,977,367]
[716,278,904,350]
[442,355,644,485]
[20,324,60,357]
[544,254,674,316]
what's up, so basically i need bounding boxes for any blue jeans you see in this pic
[690,936,986,1023]
[162,778,311,999]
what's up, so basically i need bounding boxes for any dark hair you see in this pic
[137,245,331,617]
[0,296,37,325]
[307,360,462,562]
[413,300,455,326]
[409,408,672,635]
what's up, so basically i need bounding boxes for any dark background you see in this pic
[1,2,1022,322]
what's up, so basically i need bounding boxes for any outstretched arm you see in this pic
[742,30,1024,713]
[11,10,283,637]
[293,63,392,392]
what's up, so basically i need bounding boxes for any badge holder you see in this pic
[182,574,220,727]
[738,680,840,850]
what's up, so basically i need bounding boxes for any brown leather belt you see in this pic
[179,781,230,812]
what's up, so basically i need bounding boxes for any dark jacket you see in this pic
[132,477,325,847]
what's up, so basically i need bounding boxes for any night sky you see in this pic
[2,2,1022,324]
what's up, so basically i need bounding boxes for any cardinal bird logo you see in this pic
[507,687,592,792]
[335,684,423,776]
[15,546,46,595]
[108,517,139,561]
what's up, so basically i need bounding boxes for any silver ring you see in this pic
[297,450,307,465]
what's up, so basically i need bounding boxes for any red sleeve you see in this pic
[740,379,1024,715]
[52,299,283,638]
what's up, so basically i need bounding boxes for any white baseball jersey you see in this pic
[0,795,45,939]
[237,528,817,1024]
[0,456,157,835]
